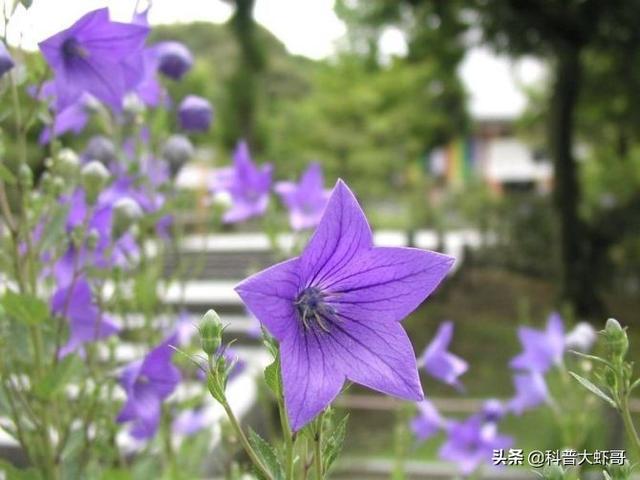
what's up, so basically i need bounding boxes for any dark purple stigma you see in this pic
[62,37,88,61]
[295,287,337,333]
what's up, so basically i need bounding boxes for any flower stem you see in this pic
[220,398,274,480]
[620,396,640,458]
[313,412,325,480]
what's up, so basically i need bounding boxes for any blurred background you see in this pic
[4,0,640,475]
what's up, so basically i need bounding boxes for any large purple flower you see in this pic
[39,8,149,111]
[117,334,182,439]
[275,162,331,231]
[508,371,549,415]
[439,401,512,475]
[411,399,447,441]
[418,321,468,390]
[235,180,454,430]
[214,141,273,224]
[50,277,119,357]
[510,312,565,373]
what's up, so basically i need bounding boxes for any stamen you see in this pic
[295,287,337,333]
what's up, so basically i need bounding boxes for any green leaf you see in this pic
[33,355,82,400]
[569,350,614,370]
[264,354,281,397]
[323,414,348,473]
[247,427,284,480]
[630,377,640,393]
[569,372,617,408]
[1,290,49,326]
[0,163,16,185]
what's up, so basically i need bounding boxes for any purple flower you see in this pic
[510,312,565,373]
[216,141,272,224]
[235,180,454,430]
[508,371,549,415]
[39,8,149,111]
[117,334,182,439]
[172,407,212,436]
[178,95,213,132]
[0,41,15,78]
[39,92,95,144]
[50,277,119,357]
[155,41,193,80]
[411,399,446,441]
[439,403,512,474]
[418,321,468,390]
[275,162,331,231]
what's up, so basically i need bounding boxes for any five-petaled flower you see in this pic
[510,312,565,374]
[39,8,149,111]
[275,162,331,231]
[212,141,272,224]
[116,334,182,439]
[235,179,454,430]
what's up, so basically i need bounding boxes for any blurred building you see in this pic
[428,116,553,195]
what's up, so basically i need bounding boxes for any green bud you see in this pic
[604,318,629,360]
[70,226,84,249]
[52,176,66,196]
[18,164,33,188]
[123,93,145,123]
[86,229,99,250]
[200,309,223,356]
[53,148,79,177]
[81,161,110,204]
[112,197,142,239]
[540,465,567,480]
[605,462,633,480]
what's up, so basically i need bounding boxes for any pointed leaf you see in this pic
[569,372,617,408]
[247,427,284,480]
[264,354,281,397]
[33,354,82,399]
[323,414,348,473]
[0,163,16,185]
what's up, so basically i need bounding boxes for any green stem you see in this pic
[620,396,640,458]
[279,397,295,480]
[313,412,325,480]
[220,399,274,480]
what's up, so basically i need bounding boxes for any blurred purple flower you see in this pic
[39,92,96,144]
[117,334,182,439]
[510,312,565,373]
[508,371,549,415]
[39,8,149,111]
[0,41,15,78]
[51,276,119,357]
[215,141,272,224]
[155,41,193,80]
[235,180,454,431]
[172,407,212,436]
[178,95,213,132]
[439,403,512,475]
[411,399,447,441]
[418,321,468,390]
[275,162,330,231]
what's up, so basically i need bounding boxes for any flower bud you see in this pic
[604,318,628,360]
[156,41,193,80]
[17,164,33,188]
[178,95,213,132]
[123,93,146,123]
[53,148,79,177]
[84,135,116,166]
[161,134,193,177]
[200,309,223,356]
[52,176,66,196]
[81,161,110,204]
[86,228,100,250]
[112,197,142,239]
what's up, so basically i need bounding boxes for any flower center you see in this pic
[295,287,336,333]
[62,38,89,61]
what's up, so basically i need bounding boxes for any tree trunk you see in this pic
[549,44,602,317]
